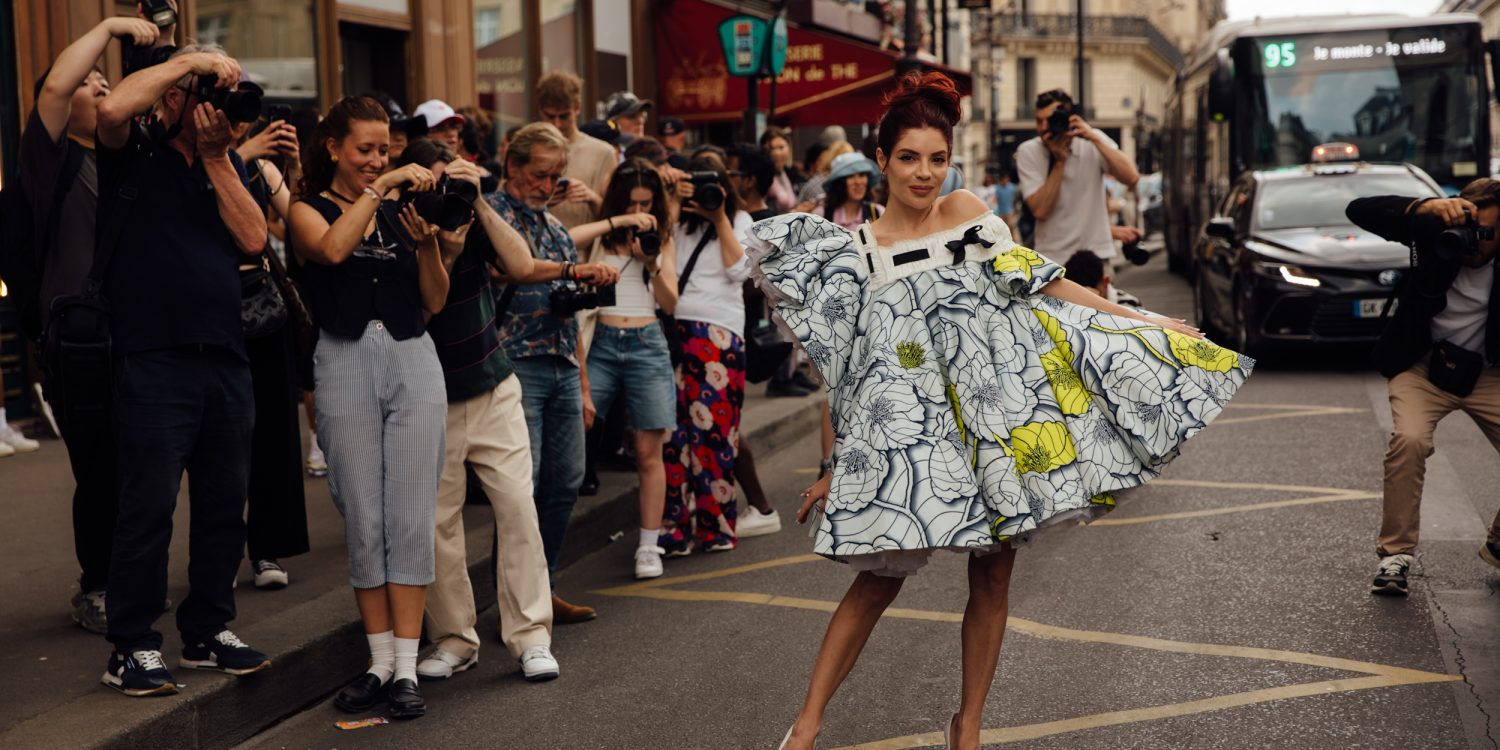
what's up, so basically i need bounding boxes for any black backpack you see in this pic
[0,140,85,342]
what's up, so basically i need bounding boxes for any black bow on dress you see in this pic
[944,225,993,265]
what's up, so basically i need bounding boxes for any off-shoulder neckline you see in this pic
[860,212,1002,251]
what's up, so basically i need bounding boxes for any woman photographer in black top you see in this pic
[287,95,449,719]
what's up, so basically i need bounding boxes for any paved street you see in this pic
[239,258,1500,749]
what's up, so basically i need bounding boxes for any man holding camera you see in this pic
[493,123,620,624]
[92,43,271,696]
[1016,89,1138,263]
[535,71,613,230]
[1346,180,1500,596]
[18,12,167,635]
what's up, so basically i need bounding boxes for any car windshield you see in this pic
[1256,172,1439,230]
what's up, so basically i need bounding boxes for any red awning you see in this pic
[655,0,970,128]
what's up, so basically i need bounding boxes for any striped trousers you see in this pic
[315,321,447,589]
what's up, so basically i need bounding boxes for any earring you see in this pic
[331,154,340,163]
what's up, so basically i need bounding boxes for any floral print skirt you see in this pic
[662,320,746,552]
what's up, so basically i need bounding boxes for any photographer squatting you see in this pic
[1346,181,1500,595]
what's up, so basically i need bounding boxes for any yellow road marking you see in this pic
[596,555,1458,749]
[1213,403,1366,427]
[1090,492,1378,526]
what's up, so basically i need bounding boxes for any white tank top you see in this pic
[597,251,658,318]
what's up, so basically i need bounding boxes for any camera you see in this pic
[1046,102,1074,136]
[1435,209,1496,262]
[550,284,616,317]
[636,230,661,257]
[189,75,264,123]
[122,40,175,77]
[686,171,725,212]
[267,104,292,123]
[408,174,479,232]
[141,0,178,28]
[1122,239,1150,266]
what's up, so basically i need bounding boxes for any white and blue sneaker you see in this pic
[101,649,178,697]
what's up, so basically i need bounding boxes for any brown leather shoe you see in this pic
[552,594,597,624]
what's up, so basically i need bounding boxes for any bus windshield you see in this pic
[1241,24,1481,186]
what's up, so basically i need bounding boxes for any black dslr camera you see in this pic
[377,175,479,250]
[608,224,661,257]
[1435,208,1496,263]
[141,0,178,28]
[551,284,616,317]
[188,75,264,123]
[686,172,726,212]
[1046,102,1074,136]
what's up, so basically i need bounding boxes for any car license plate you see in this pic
[1353,298,1396,318]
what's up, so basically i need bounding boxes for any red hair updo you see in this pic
[876,71,963,158]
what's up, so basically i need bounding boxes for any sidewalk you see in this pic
[0,381,824,749]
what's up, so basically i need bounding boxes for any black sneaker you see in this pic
[1371,554,1414,596]
[101,649,178,697]
[1481,542,1500,570]
[179,630,272,675]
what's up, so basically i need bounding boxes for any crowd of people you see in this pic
[4,8,942,717]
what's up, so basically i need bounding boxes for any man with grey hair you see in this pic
[92,42,271,697]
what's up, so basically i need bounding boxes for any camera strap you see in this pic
[495,212,549,317]
[677,230,714,295]
[86,123,151,295]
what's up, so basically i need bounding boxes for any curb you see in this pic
[0,395,826,750]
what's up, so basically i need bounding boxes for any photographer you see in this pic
[1346,183,1500,595]
[18,13,161,635]
[92,43,271,697]
[492,122,620,625]
[288,96,450,718]
[1016,89,1139,263]
[571,159,680,579]
[662,157,754,556]
[375,139,560,684]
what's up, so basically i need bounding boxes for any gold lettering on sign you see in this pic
[785,44,823,63]
[805,66,826,83]
[830,63,859,80]
[665,54,729,109]
[776,66,802,84]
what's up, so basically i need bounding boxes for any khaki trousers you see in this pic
[1380,362,1500,556]
[425,376,553,660]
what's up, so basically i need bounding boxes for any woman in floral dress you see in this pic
[750,73,1253,750]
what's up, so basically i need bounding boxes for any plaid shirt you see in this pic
[491,189,580,364]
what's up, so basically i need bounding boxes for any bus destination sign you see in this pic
[1257,26,1467,73]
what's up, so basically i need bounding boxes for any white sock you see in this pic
[0,407,8,425]
[366,630,395,683]
[639,528,660,549]
[307,430,320,454]
[393,636,420,683]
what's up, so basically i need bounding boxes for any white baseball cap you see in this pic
[412,99,466,129]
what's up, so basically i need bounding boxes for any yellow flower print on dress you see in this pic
[1009,421,1077,474]
[1166,330,1240,373]
[1089,492,1116,508]
[1039,346,1091,416]
[896,341,925,370]
[991,245,1049,280]
[1031,308,1074,360]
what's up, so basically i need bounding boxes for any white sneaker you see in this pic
[305,444,328,477]
[0,424,39,452]
[252,559,289,589]
[634,545,665,579]
[737,507,782,538]
[416,648,477,680]
[0,441,14,458]
[519,645,559,682]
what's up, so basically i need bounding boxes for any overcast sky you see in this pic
[1226,0,1443,21]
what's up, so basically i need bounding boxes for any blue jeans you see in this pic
[586,323,677,431]
[511,355,585,578]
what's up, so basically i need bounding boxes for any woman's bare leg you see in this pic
[953,547,1017,749]
[635,428,668,530]
[785,571,906,749]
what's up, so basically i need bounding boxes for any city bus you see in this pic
[1161,13,1490,274]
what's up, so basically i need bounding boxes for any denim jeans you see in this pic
[511,355,585,578]
[107,347,254,652]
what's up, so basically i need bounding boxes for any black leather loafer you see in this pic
[334,673,387,713]
[387,678,426,719]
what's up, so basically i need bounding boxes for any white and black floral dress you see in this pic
[745,212,1253,576]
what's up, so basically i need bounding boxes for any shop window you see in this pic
[195,0,319,110]
[476,8,501,47]
[476,0,528,131]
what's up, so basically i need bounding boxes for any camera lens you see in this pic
[696,183,725,212]
[637,231,661,257]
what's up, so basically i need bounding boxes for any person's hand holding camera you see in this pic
[560,178,599,207]
[374,163,437,197]
[104,17,160,46]
[1416,197,1481,227]
[236,120,298,162]
[1110,225,1143,244]
[194,104,234,158]
[572,262,621,286]
[1067,114,1100,144]
[398,203,439,253]
[679,180,728,224]
[181,52,240,90]
[443,160,485,204]
[611,212,656,234]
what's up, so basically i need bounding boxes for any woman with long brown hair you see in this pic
[287,96,450,720]
[748,73,1252,749]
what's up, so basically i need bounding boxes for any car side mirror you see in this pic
[1205,217,1236,241]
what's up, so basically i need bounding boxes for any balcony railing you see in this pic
[993,14,1185,70]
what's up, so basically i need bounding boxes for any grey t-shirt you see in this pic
[1431,263,1494,354]
[1016,133,1116,258]
[18,109,98,318]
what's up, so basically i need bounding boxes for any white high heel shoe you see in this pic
[944,713,958,750]
[778,726,793,749]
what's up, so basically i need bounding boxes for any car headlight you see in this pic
[1252,261,1322,288]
